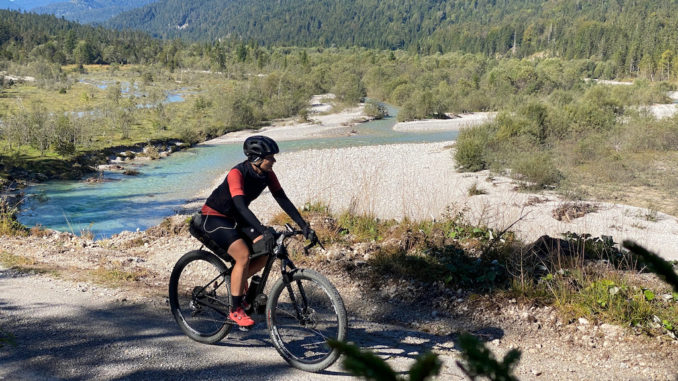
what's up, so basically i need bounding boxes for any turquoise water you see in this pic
[18,104,459,238]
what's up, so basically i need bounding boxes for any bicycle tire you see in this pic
[169,250,232,344]
[266,268,348,372]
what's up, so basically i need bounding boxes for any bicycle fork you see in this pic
[281,266,312,326]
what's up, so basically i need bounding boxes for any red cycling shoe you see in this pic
[229,306,255,327]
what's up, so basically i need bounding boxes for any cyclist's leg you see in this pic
[247,255,268,278]
[227,239,250,300]
[237,226,269,278]
[201,216,253,320]
[226,240,256,326]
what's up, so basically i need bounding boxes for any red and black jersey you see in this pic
[202,160,304,235]
[204,160,282,216]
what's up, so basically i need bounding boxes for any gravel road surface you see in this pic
[0,267,464,380]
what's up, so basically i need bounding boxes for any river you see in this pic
[18,104,460,239]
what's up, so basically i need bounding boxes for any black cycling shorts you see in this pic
[200,214,261,252]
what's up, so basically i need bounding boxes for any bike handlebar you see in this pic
[278,223,325,254]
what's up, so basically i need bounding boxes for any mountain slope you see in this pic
[106,0,678,72]
[32,0,156,24]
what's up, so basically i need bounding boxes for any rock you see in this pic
[578,317,590,325]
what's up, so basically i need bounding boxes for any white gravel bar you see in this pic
[393,112,497,132]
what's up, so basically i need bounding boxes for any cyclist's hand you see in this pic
[253,227,276,255]
[302,225,317,242]
[262,227,276,252]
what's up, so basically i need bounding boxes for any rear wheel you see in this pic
[169,250,232,344]
[266,269,347,372]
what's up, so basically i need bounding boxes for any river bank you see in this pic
[393,112,497,132]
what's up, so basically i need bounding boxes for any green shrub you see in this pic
[510,151,561,188]
[364,100,387,119]
[455,124,493,171]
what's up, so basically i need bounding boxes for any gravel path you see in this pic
[0,266,466,380]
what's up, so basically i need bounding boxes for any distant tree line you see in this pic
[0,9,161,65]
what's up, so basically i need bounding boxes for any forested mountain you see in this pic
[107,0,678,77]
[0,9,162,64]
[33,0,156,24]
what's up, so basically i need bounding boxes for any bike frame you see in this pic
[193,227,311,324]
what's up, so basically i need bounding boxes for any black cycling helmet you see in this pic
[243,135,279,162]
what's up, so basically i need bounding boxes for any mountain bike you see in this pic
[168,214,348,372]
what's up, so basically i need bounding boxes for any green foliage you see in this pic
[510,151,561,188]
[337,213,393,242]
[52,115,77,156]
[327,340,441,381]
[539,272,677,334]
[0,199,28,237]
[364,100,387,119]
[456,333,521,381]
[332,73,366,104]
[454,124,493,171]
[31,0,156,24]
[0,10,161,66]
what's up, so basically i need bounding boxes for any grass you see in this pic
[0,200,28,237]
[533,270,671,328]
[0,65,204,172]
[88,266,151,288]
[0,251,153,291]
[0,251,37,268]
[0,251,55,275]
[562,151,678,216]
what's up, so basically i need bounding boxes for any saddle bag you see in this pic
[189,213,233,263]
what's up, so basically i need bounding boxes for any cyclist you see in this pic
[199,135,316,327]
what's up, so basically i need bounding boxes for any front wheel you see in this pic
[266,269,348,372]
[169,250,232,344]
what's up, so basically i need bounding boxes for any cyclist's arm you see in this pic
[228,169,266,234]
[272,189,307,229]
